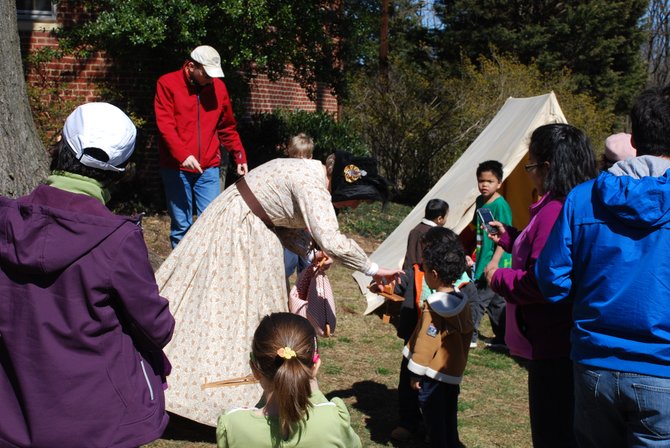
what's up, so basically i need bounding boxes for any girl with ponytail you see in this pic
[216,313,361,447]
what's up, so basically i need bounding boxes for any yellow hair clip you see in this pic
[277,347,297,360]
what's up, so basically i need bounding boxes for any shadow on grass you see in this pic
[160,412,216,443]
[328,380,431,447]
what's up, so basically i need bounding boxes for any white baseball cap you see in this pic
[62,102,137,172]
[190,45,225,78]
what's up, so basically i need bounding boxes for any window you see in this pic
[16,0,56,20]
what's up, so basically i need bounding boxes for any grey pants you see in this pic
[470,280,506,343]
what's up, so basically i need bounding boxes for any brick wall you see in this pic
[21,31,109,103]
[245,72,339,117]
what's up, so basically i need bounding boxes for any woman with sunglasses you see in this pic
[482,123,596,448]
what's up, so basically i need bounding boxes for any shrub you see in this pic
[238,109,369,168]
[25,48,83,147]
[274,109,369,161]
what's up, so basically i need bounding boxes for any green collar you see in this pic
[46,171,111,204]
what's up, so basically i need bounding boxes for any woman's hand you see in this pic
[313,251,334,271]
[372,267,404,287]
[368,281,383,294]
[485,220,506,244]
[368,279,397,295]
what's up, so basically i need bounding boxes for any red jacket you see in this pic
[154,68,247,171]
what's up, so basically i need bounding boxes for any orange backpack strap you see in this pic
[413,264,424,316]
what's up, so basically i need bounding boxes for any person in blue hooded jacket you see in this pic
[536,86,670,448]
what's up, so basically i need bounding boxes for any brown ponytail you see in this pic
[251,313,318,439]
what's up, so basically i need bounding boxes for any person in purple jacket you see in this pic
[482,124,596,448]
[0,103,175,448]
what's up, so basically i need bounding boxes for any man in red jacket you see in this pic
[155,45,248,247]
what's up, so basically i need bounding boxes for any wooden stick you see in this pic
[201,374,258,390]
[367,285,404,302]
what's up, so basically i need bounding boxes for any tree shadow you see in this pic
[328,380,430,448]
[370,299,404,331]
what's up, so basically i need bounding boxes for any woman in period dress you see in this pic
[156,151,401,425]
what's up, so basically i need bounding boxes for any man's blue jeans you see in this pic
[283,248,309,278]
[160,167,220,248]
[574,363,670,448]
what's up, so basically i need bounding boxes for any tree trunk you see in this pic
[0,2,49,198]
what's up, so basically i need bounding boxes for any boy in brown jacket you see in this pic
[402,227,474,448]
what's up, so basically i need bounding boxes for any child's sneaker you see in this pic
[485,339,509,354]
[470,330,479,349]
[390,426,413,442]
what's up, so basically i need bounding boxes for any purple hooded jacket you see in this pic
[0,185,175,448]
[489,192,572,360]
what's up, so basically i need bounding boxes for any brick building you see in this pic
[17,1,339,203]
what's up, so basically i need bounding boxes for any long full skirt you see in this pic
[156,186,287,426]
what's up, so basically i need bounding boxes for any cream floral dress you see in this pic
[156,158,372,426]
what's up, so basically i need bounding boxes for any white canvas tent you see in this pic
[354,92,567,314]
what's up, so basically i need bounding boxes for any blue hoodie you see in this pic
[536,156,670,377]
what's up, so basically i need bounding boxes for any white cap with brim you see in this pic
[62,102,137,172]
[190,45,225,78]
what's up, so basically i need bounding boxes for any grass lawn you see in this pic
[142,203,532,448]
